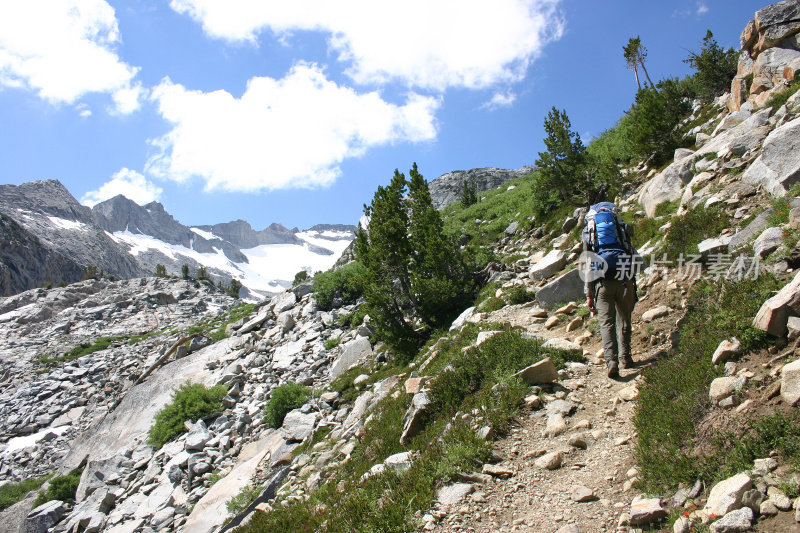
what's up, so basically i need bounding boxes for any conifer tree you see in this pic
[460,179,477,208]
[408,163,472,328]
[356,164,474,354]
[683,30,738,100]
[355,169,416,350]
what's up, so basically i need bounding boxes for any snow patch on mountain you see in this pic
[108,229,354,299]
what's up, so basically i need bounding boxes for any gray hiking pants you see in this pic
[595,278,636,364]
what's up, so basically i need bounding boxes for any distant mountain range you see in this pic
[0,180,355,298]
[0,166,530,297]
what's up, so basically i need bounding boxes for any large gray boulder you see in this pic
[705,473,753,517]
[743,116,800,196]
[329,336,373,378]
[280,410,317,442]
[728,209,775,251]
[184,431,287,532]
[529,249,567,280]
[781,359,800,405]
[535,269,584,308]
[638,156,694,217]
[400,391,430,445]
[23,501,65,533]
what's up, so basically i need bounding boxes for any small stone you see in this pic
[712,338,742,364]
[767,486,792,511]
[482,463,514,478]
[752,457,777,476]
[571,486,596,502]
[759,500,779,516]
[534,451,563,470]
[544,316,559,330]
[709,507,754,532]
[556,525,580,533]
[568,434,588,449]
[705,473,752,516]
[642,306,670,322]
[545,414,568,437]
[629,497,666,526]
[618,385,639,401]
[673,515,691,533]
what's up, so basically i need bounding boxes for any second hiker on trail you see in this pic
[581,202,641,379]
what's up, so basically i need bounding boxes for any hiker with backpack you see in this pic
[581,202,640,379]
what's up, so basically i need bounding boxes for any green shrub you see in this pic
[32,467,82,508]
[0,474,51,511]
[662,205,730,260]
[264,383,311,428]
[323,337,341,350]
[767,80,800,112]
[635,274,781,491]
[505,286,536,305]
[148,383,227,449]
[478,296,505,312]
[227,484,262,513]
[683,30,738,101]
[313,261,366,311]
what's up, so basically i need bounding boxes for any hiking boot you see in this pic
[620,356,635,369]
[606,361,619,379]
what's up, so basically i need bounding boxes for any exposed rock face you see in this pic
[0,214,84,296]
[743,116,800,195]
[0,181,144,285]
[194,220,299,249]
[427,167,535,210]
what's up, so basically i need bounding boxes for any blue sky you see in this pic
[0,0,763,230]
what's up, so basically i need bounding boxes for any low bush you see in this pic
[662,205,730,260]
[634,274,782,491]
[227,484,262,513]
[148,383,227,449]
[264,383,312,428]
[505,286,536,305]
[323,337,341,350]
[33,467,83,507]
[313,261,366,311]
[0,474,51,511]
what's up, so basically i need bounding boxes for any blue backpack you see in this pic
[585,202,633,279]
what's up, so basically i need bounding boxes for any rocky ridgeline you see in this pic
[427,167,535,210]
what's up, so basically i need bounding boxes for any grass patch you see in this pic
[768,197,794,227]
[505,286,536,305]
[148,383,227,449]
[184,302,257,342]
[32,467,82,508]
[227,484,262,513]
[292,425,333,458]
[662,205,730,260]
[264,383,312,428]
[654,199,680,218]
[634,274,782,492]
[324,337,341,350]
[767,80,800,112]
[619,211,664,250]
[0,474,51,511]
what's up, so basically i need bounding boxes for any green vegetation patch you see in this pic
[32,467,83,508]
[313,261,366,311]
[148,383,227,449]
[505,286,536,305]
[767,80,800,112]
[634,274,782,492]
[227,484,262,514]
[0,474,51,511]
[184,302,257,342]
[264,383,312,428]
[662,205,730,260]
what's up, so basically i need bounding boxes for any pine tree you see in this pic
[155,264,168,278]
[624,37,655,90]
[355,169,416,351]
[356,164,474,355]
[227,279,242,298]
[683,30,738,100]
[460,179,477,208]
[407,164,472,328]
[181,264,190,280]
[196,266,208,280]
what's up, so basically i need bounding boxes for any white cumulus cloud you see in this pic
[0,0,142,114]
[82,168,163,207]
[482,90,517,110]
[145,63,440,193]
[169,0,564,91]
